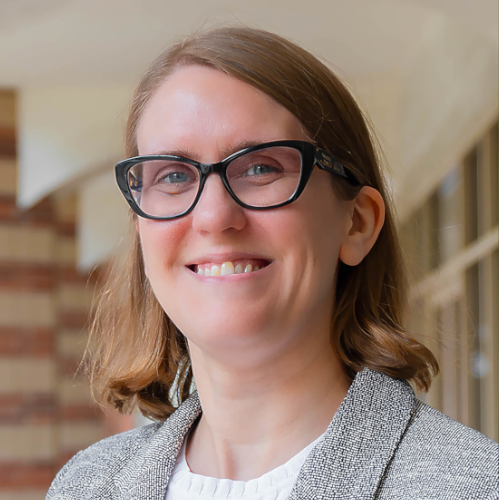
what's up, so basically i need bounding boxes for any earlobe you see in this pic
[339,187,385,266]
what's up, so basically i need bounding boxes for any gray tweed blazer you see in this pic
[47,368,499,499]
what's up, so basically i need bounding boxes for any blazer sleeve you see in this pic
[44,422,164,500]
[46,451,84,500]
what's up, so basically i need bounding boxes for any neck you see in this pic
[185,330,351,481]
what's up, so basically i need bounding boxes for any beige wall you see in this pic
[0,90,116,499]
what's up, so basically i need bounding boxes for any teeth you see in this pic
[221,262,235,276]
[195,260,267,276]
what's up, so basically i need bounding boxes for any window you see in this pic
[402,120,498,441]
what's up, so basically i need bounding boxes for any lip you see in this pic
[185,251,274,268]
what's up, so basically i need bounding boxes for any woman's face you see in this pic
[136,65,354,366]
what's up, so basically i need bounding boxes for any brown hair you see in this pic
[86,26,438,420]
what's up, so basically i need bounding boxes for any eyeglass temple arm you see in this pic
[314,148,361,186]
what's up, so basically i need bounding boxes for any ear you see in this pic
[339,186,385,266]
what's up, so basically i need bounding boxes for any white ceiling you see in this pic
[0,0,496,87]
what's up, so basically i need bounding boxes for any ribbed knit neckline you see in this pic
[167,431,325,498]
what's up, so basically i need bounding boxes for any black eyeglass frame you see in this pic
[115,140,360,221]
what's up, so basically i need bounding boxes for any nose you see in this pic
[191,173,247,235]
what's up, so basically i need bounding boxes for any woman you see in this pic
[47,27,498,500]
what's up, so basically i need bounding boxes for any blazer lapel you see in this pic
[110,368,415,500]
[288,368,416,500]
[113,391,202,500]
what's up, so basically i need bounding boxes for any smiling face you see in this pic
[136,65,354,366]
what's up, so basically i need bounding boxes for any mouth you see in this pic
[187,258,272,276]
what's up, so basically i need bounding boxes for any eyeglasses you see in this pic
[115,140,359,220]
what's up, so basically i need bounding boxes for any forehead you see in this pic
[136,65,307,160]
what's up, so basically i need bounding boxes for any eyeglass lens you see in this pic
[127,146,303,218]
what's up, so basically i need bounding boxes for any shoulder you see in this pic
[405,401,499,468]
[381,399,499,499]
[46,421,163,499]
[408,400,498,452]
[46,391,202,499]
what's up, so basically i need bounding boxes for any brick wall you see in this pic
[0,90,132,499]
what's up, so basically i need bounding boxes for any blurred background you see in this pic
[0,0,497,498]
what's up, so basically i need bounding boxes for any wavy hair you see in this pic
[86,26,439,420]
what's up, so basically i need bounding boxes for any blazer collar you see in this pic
[114,367,415,499]
[289,368,416,499]
[113,390,202,500]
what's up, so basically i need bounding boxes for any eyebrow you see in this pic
[151,140,266,163]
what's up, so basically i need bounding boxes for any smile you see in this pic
[190,259,271,277]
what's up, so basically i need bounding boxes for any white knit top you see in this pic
[164,431,325,500]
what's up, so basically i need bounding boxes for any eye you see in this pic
[160,171,191,184]
[244,163,280,177]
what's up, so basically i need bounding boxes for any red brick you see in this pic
[56,221,76,238]
[0,327,55,356]
[59,357,84,376]
[0,394,56,424]
[58,266,99,286]
[0,126,16,157]
[0,195,17,221]
[0,195,54,224]
[0,462,55,489]
[58,311,90,330]
[0,263,56,291]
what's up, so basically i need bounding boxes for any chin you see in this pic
[174,311,274,352]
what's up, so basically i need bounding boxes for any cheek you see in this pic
[301,179,348,259]
[295,178,351,301]
[260,183,346,310]
[138,218,189,277]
